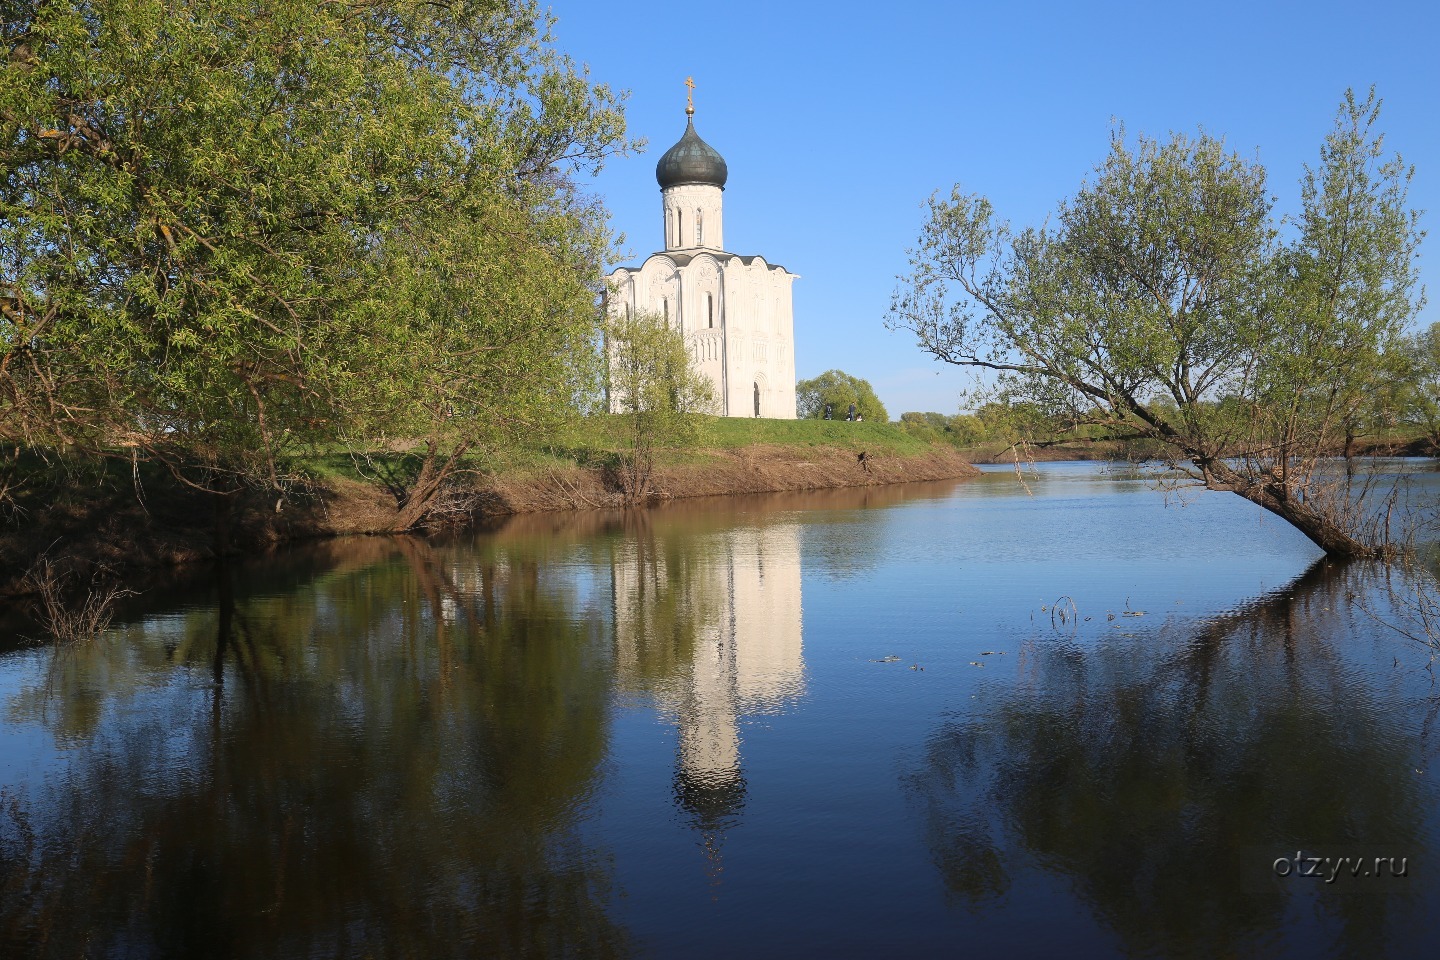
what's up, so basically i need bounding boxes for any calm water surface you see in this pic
[4,462,1440,958]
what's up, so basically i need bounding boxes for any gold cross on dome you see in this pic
[685,76,695,115]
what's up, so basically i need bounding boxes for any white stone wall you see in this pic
[720,256,797,419]
[662,184,724,251]
[606,254,797,419]
[605,159,797,419]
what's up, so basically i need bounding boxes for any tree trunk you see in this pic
[622,415,654,505]
[1201,458,1382,559]
[212,491,231,555]
[211,473,241,556]
[390,440,469,532]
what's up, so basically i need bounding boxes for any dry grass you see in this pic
[22,553,136,644]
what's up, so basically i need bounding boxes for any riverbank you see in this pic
[0,422,977,597]
[954,435,1440,464]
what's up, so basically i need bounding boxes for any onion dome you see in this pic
[655,117,728,190]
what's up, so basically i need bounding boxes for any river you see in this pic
[3,462,1439,957]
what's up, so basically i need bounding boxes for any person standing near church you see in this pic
[847,403,856,422]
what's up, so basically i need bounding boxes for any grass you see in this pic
[293,416,943,481]
[696,416,936,454]
[23,554,135,644]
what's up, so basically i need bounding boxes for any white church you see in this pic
[606,84,798,419]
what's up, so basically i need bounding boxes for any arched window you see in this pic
[662,297,669,325]
[754,382,761,418]
[676,210,683,247]
[706,293,714,329]
[696,209,704,246]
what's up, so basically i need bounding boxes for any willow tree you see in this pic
[887,90,1424,558]
[1,0,629,517]
[606,310,714,504]
[351,185,615,530]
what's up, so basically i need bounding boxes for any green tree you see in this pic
[887,90,1424,558]
[1396,322,1440,448]
[898,411,940,437]
[971,399,1073,447]
[945,413,988,446]
[899,411,970,445]
[351,195,615,531]
[1,0,629,518]
[795,369,888,422]
[606,310,714,504]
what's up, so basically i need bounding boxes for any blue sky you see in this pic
[547,0,1439,416]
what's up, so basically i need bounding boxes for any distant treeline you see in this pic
[900,322,1440,456]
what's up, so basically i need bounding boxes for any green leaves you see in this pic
[888,90,1426,556]
[605,309,715,502]
[795,369,887,423]
[2,0,632,499]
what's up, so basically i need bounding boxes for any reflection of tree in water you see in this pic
[1,537,630,959]
[606,509,715,698]
[906,560,1430,956]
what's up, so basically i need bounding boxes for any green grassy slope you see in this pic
[300,416,941,481]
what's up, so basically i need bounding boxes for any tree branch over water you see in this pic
[888,89,1426,558]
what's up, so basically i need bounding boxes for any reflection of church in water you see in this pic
[611,520,804,875]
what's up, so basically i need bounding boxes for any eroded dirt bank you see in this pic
[1,445,978,597]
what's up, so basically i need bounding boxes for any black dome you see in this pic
[655,118,728,190]
[673,767,745,829]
